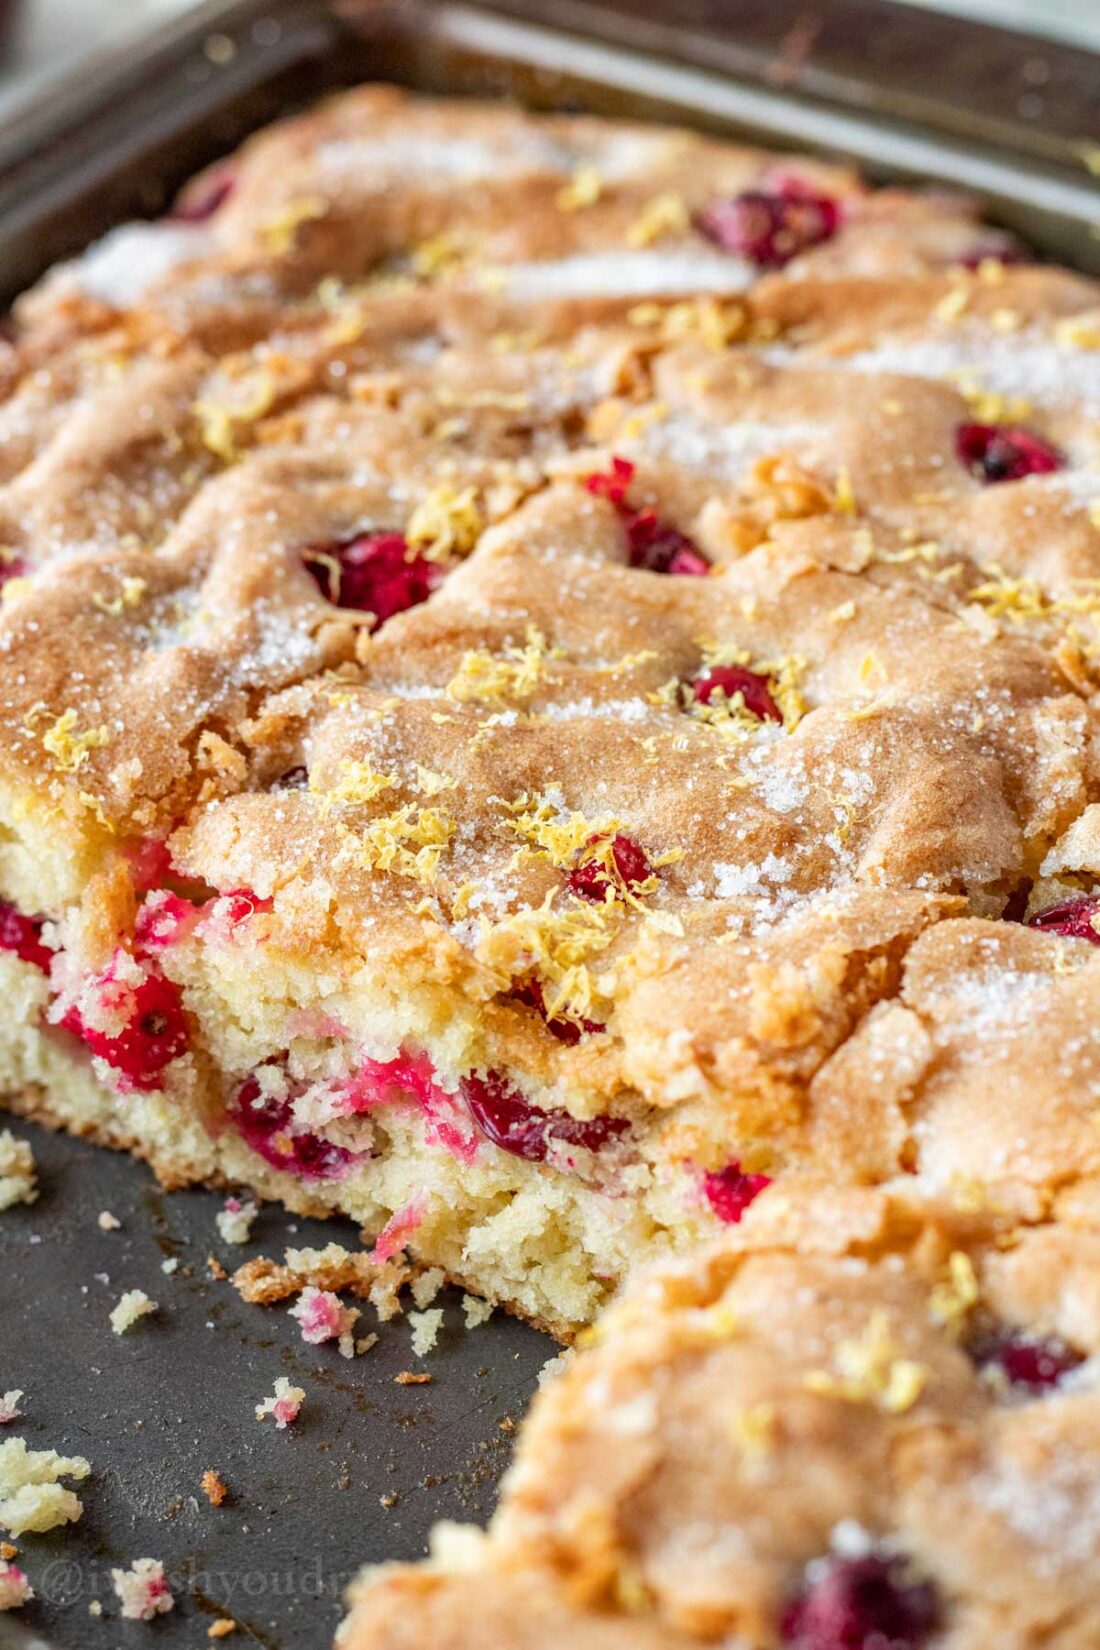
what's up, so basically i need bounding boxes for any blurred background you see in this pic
[0,0,1096,121]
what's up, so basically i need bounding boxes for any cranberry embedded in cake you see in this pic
[692,663,782,723]
[228,1070,355,1179]
[703,1161,772,1223]
[1026,894,1100,944]
[61,969,189,1091]
[955,422,1063,484]
[565,832,654,902]
[511,980,606,1044]
[171,161,236,222]
[303,532,443,627]
[624,509,709,576]
[969,1329,1084,1393]
[697,185,841,267]
[585,457,709,575]
[780,1553,940,1650]
[461,1070,628,1162]
[0,901,53,973]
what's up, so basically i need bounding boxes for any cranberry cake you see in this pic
[345,1187,1100,1649]
[0,84,1098,1356]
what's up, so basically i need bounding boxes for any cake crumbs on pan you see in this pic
[232,1242,410,1319]
[207,1254,228,1280]
[409,1307,445,1356]
[0,1132,37,1212]
[200,1469,228,1506]
[255,1377,305,1429]
[462,1294,494,1329]
[208,1618,237,1638]
[109,1289,157,1334]
[0,1543,15,1560]
[0,1557,32,1610]
[0,1394,22,1426]
[215,1197,258,1245]
[0,1437,90,1535]
[410,1266,446,1308]
[289,1286,360,1356]
[394,1372,432,1386]
[97,1210,121,1231]
[110,1558,174,1621]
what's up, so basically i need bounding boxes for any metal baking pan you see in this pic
[0,5,1097,1648]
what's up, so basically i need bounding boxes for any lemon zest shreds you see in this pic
[833,466,857,516]
[626,194,689,247]
[337,804,455,884]
[804,1310,929,1413]
[313,759,398,813]
[194,372,277,462]
[503,792,619,870]
[92,577,148,617]
[556,166,603,211]
[406,485,483,563]
[476,890,614,1026]
[929,1250,980,1336]
[627,297,748,350]
[414,765,458,797]
[689,643,806,737]
[1054,313,1100,350]
[952,370,1031,426]
[446,626,560,705]
[261,195,327,254]
[41,710,110,774]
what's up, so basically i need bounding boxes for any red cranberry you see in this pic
[0,556,27,589]
[62,970,189,1091]
[625,509,710,576]
[956,243,1022,270]
[511,980,606,1045]
[955,422,1062,484]
[585,458,709,576]
[133,892,199,952]
[124,837,176,896]
[703,1161,772,1224]
[969,1329,1084,1393]
[229,1069,353,1180]
[0,900,53,973]
[584,456,635,507]
[693,664,781,723]
[1026,895,1100,944]
[171,162,236,223]
[566,833,654,902]
[698,186,841,268]
[462,1070,629,1163]
[212,888,274,926]
[347,1052,478,1164]
[304,532,442,627]
[780,1554,940,1650]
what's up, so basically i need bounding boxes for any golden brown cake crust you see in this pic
[2,84,1100,1644]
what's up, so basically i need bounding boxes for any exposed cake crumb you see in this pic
[0,1558,32,1611]
[289,1286,360,1357]
[161,1258,179,1275]
[207,1618,237,1638]
[215,1197,258,1245]
[409,1308,445,1356]
[200,1469,228,1506]
[255,1377,305,1429]
[411,1267,446,1309]
[109,1289,157,1334]
[0,1132,37,1212]
[232,1244,410,1320]
[0,1543,15,1559]
[97,1210,121,1231]
[394,1372,432,1386]
[462,1294,494,1329]
[88,1600,102,1617]
[0,1437,90,1535]
[207,1254,227,1280]
[110,1558,174,1621]
[0,1394,22,1426]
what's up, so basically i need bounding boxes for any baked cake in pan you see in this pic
[1,90,1098,1358]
